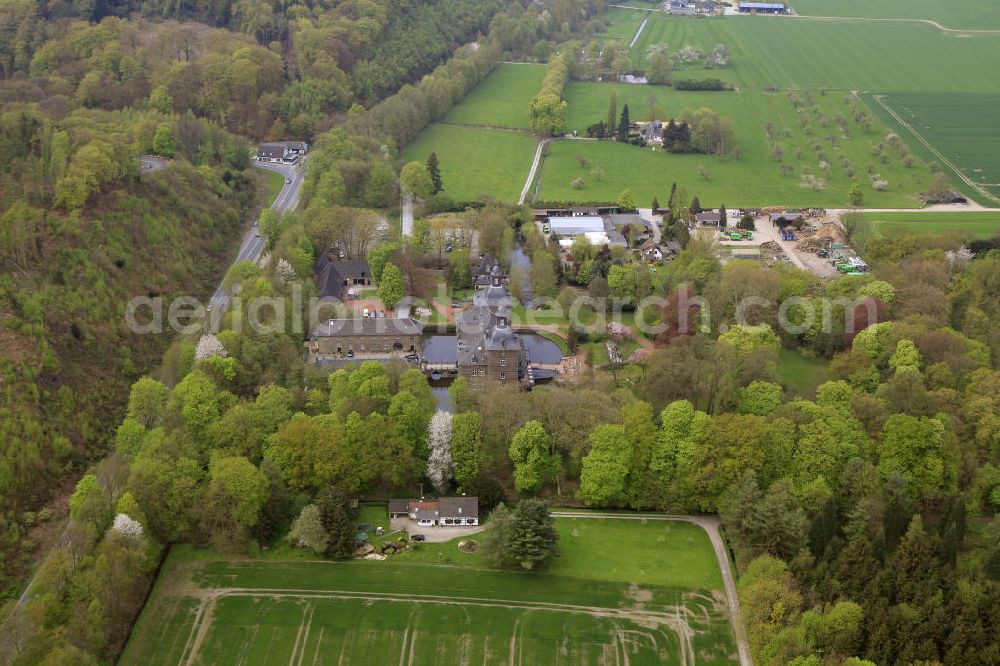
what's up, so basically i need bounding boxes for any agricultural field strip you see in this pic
[784,13,1000,35]
[869,94,1000,206]
[552,512,751,666]
[769,14,1000,35]
[179,587,701,666]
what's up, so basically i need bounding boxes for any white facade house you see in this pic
[388,497,480,527]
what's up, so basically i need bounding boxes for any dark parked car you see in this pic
[411,534,426,542]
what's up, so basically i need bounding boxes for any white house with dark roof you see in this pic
[388,497,479,527]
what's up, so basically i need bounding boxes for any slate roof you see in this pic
[312,318,422,338]
[438,496,479,520]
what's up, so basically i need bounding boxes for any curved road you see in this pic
[0,158,305,659]
[208,161,305,323]
[552,511,752,666]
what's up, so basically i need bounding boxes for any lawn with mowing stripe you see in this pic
[121,517,737,666]
[542,82,932,208]
[631,14,1000,93]
[401,124,537,203]
[863,211,1000,240]
[442,63,545,129]
[791,0,1000,30]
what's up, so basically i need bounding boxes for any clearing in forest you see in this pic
[121,516,738,666]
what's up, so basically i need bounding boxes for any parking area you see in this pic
[390,516,486,543]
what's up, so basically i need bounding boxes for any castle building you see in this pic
[455,265,529,389]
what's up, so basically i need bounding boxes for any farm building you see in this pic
[314,256,372,301]
[738,2,788,14]
[547,216,606,236]
[305,317,422,357]
[696,211,722,226]
[770,212,803,226]
[389,497,480,527]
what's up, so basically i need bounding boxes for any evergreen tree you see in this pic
[616,104,631,142]
[651,196,660,210]
[317,486,355,559]
[718,203,727,228]
[689,196,701,214]
[426,152,443,194]
[507,499,560,570]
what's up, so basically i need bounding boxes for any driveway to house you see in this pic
[391,517,486,543]
[208,160,304,320]
[551,511,752,666]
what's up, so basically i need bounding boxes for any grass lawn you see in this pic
[442,63,546,130]
[865,91,1000,204]
[401,124,537,203]
[778,348,829,398]
[791,0,1000,29]
[599,7,649,40]
[863,211,1000,240]
[121,517,736,666]
[551,81,934,208]
[260,169,284,206]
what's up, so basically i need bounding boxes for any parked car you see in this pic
[285,178,291,184]
[411,534,426,542]
[379,310,386,318]
[445,244,453,252]
[346,350,354,358]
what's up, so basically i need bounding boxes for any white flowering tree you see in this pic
[258,251,272,269]
[112,513,143,539]
[427,410,454,493]
[288,504,328,554]
[275,258,296,284]
[195,334,227,361]
[706,43,729,68]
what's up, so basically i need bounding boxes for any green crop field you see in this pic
[122,516,736,666]
[866,92,1000,203]
[540,81,931,208]
[442,63,546,130]
[401,124,537,203]
[630,14,1000,93]
[791,0,1000,30]
[861,211,1000,239]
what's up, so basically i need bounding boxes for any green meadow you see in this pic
[401,124,537,203]
[442,63,546,129]
[540,82,931,207]
[121,516,737,666]
[599,7,650,40]
[862,211,1000,239]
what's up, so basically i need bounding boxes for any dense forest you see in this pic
[0,0,616,657]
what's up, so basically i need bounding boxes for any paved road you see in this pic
[0,158,306,660]
[208,161,304,324]
[552,511,753,666]
[138,155,169,174]
[402,192,414,237]
[519,139,550,205]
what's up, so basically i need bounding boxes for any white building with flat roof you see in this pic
[547,216,605,236]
